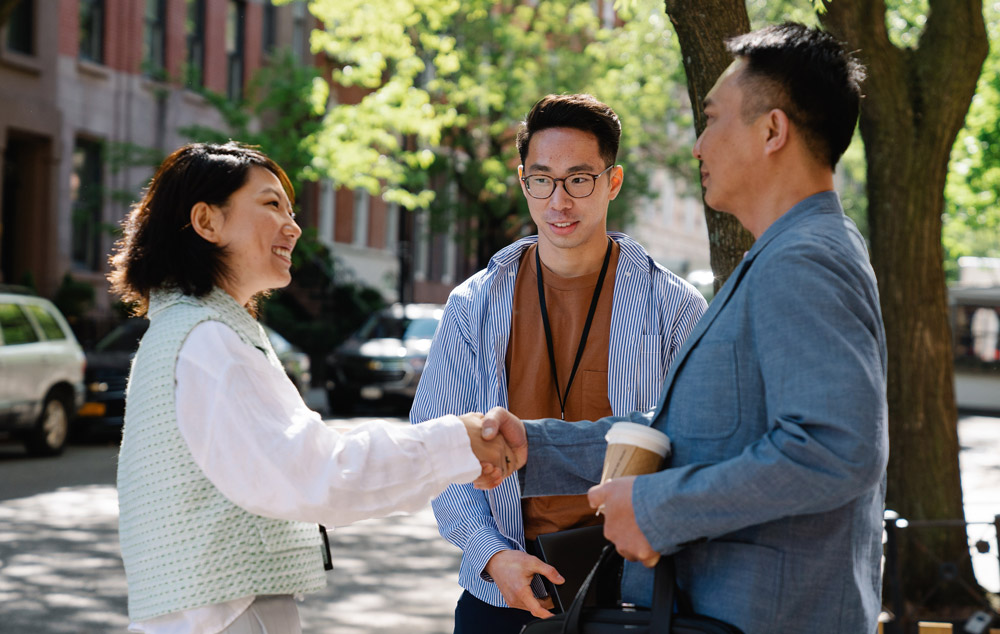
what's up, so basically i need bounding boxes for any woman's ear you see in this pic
[190,202,223,244]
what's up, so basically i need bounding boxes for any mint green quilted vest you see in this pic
[117,287,326,621]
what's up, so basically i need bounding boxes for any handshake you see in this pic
[459,407,527,490]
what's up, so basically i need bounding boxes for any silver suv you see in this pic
[0,289,85,456]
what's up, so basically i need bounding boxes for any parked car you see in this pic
[0,288,86,456]
[324,303,444,413]
[77,318,311,433]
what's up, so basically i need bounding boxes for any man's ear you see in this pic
[190,202,223,244]
[763,108,790,156]
[517,165,529,199]
[607,165,625,201]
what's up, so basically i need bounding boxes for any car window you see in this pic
[24,304,67,341]
[403,317,439,339]
[96,321,148,353]
[0,303,40,345]
[361,316,407,340]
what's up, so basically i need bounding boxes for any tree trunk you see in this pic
[819,0,988,621]
[663,0,754,290]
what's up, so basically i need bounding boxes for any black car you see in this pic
[76,318,311,433]
[325,303,443,413]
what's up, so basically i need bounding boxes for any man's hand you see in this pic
[461,413,514,489]
[484,549,564,619]
[588,477,660,567]
[480,407,527,471]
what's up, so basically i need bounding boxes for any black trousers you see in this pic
[453,590,537,634]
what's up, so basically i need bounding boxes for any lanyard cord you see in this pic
[536,238,613,420]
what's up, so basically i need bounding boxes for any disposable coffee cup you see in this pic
[600,422,671,484]
[597,422,671,565]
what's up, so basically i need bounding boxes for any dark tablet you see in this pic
[533,524,610,612]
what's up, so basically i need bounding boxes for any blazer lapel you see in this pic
[652,253,756,414]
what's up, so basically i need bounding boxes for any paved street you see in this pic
[0,411,997,633]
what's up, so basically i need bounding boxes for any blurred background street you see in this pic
[1,398,998,634]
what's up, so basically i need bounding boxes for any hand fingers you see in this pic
[528,559,565,585]
[486,407,527,452]
[517,589,555,619]
[480,409,502,440]
[641,553,661,568]
[587,482,608,510]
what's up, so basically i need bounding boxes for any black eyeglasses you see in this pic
[520,164,615,199]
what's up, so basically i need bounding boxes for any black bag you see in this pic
[520,545,743,634]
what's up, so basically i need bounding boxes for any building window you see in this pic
[79,0,104,63]
[71,139,104,271]
[385,203,399,252]
[185,0,205,88]
[262,2,277,59]
[352,190,369,247]
[5,0,34,55]
[143,0,167,78]
[226,1,246,100]
[291,1,309,63]
[413,211,427,281]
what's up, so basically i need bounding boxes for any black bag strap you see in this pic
[562,546,681,633]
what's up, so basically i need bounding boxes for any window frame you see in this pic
[78,0,105,64]
[143,0,167,79]
[70,138,105,272]
[185,0,206,88]
[4,0,36,56]
[226,0,247,100]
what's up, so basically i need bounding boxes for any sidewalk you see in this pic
[0,411,995,633]
[957,415,1000,593]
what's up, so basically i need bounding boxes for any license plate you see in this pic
[360,386,383,400]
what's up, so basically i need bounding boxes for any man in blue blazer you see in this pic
[486,23,888,633]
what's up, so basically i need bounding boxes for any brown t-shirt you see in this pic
[506,241,619,541]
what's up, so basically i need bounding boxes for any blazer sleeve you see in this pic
[632,244,889,553]
[520,410,654,497]
[410,295,515,583]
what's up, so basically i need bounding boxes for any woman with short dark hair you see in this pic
[112,142,516,634]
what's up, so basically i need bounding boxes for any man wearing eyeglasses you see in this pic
[411,93,707,634]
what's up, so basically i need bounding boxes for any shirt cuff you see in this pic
[417,414,482,485]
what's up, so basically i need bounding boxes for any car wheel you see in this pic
[24,396,70,457]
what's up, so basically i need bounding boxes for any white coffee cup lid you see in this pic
[605,422,671,457]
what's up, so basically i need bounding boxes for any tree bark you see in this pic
[663,0,754,289]
[819,0,988,620]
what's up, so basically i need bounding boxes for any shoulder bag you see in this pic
[520,545,743,634]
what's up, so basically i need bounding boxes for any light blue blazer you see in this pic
[522,192,889,634]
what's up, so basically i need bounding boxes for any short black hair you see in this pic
[725,22,866,168]
[516,94,621,167]
[108,142,294,316]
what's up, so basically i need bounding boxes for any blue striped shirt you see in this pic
[410,232,707,607]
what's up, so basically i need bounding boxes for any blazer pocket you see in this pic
[669,341,740,439]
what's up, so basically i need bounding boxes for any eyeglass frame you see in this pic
[518,164,617,199]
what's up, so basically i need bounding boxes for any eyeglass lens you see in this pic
[525,175,595,199]
[522,165,613,199]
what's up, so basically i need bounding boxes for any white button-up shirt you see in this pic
[131,320,481,633]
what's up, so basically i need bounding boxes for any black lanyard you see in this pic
[536,238,613,420]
